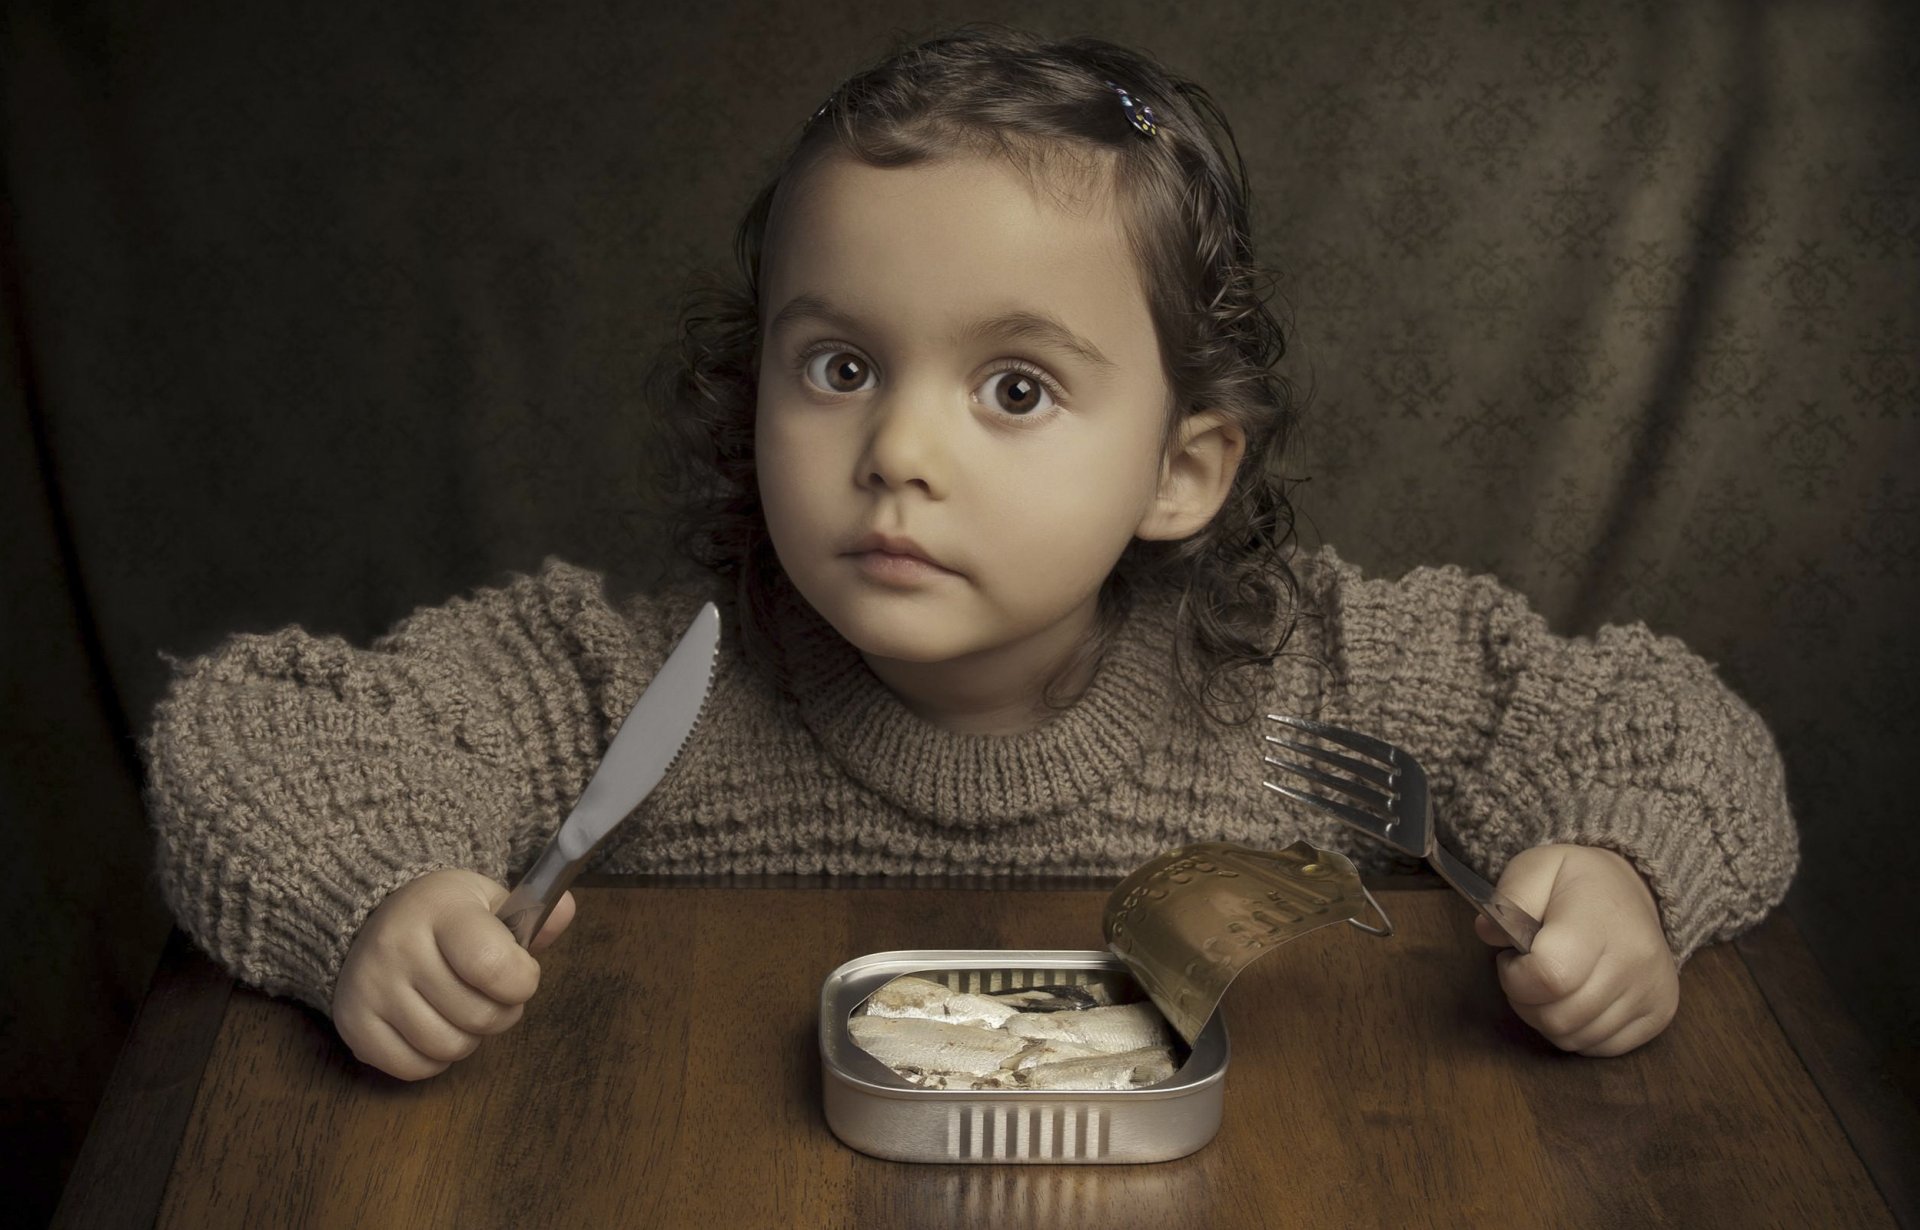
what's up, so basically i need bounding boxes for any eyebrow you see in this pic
[768,293,1118,373]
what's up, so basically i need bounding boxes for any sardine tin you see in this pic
[820,950,1228,1164]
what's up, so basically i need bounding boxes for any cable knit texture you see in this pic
[143,546,1799,1012]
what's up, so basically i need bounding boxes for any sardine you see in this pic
[1022,1046,1178,1091]
[848,1015,1029,1078]
[1005,1037,1105,1070]
[1001,1002,1172,1053]
[863,975,1017,1027]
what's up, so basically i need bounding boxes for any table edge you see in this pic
[568,871,1455,890]
[1736,910,1920,1229]
[52,927,233,1230]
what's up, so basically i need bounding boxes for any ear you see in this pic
[1135,410,1247,542]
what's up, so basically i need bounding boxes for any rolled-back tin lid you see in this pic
[1101,840,1394,1044]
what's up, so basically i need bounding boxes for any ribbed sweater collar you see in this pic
[772,587,1175,827]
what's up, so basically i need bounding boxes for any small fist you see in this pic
[1474,844,1679,1057]
[331,869,576,1080]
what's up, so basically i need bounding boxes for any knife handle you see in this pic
[496,840,580,948]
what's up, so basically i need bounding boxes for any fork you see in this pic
[1259,714,1543,953]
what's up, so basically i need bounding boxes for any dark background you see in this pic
[5,0,1917,1222]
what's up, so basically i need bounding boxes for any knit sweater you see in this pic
[143,547,1799,1014]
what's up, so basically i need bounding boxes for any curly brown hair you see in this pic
[645,23,1305,725]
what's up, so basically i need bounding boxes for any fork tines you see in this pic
[1259,714,1399,824]
[1265,714,1402,766]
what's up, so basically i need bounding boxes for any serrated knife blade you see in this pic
[496,600,721,946]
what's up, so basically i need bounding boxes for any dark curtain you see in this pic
[5,0,1916,1221]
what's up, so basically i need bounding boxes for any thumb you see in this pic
[529,890,577,954]
[1473,845,1563,948]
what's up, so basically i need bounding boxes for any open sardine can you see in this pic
[818,841,1392,1164]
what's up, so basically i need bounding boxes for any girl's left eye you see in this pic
[979,364,1062,417]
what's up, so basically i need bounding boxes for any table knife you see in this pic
[496,601,721,946]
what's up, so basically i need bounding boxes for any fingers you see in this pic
[1572,1005,1673,1058]
[1495,927,1603,1008]
[349,1015,452,1083]
[1518,981,1677,1057]
[416,966,529,1036]
[386,984,485,1066]
[435,904,543,1005]
[1558,997,1655,1056]
[330,974,468,1082]
[1505,967,1617,1043]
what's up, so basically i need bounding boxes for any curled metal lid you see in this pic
[1103,840,1394,1045]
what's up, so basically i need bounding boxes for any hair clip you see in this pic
[1104,79,1158,137]
[812,91,835,123]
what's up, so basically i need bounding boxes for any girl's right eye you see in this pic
[799,348,875,395]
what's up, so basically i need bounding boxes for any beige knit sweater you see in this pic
[143,547,1798,1014]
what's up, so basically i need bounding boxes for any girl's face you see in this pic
[754,151,1175,696]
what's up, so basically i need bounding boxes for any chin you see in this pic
[811,596,971,665]
[834,617,965,665]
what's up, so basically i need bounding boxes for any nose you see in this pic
[856,388,949,499]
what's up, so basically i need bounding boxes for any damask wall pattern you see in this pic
[3,0,1915,1218]
[1225,1,1918,1085]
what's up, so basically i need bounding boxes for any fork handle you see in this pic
[1429,843,1543,954]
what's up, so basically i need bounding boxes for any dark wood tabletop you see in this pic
[56,878,1919,1229]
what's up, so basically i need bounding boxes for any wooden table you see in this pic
[57,879,1918,1228]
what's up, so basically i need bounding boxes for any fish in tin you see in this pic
[848,1016,1030,1079]
[1022,1046,1178,1091]
[1002,1002,1172,1052]
[851,974,1179,1092]
[862,975,1019,1028]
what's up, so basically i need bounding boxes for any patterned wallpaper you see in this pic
[1228,3,1919,1084]
[4,2,1916,1210]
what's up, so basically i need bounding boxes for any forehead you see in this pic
[760,150,1155,359]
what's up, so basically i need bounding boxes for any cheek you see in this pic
[754,410,816,520]
[753,419,808,567]
[973,436,1161,575]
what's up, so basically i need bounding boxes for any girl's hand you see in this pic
[1473,844,1679,1057]
[331,869,576,1080]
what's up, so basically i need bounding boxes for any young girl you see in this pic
[144,26,1798,1082]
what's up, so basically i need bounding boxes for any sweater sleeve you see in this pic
[1301,547,1798,964]
[142,559,667,1013]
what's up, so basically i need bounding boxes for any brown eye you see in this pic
[803,350,873,394]
[982,368,1057,417]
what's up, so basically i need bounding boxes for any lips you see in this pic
[845,532,959,575]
